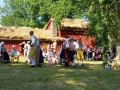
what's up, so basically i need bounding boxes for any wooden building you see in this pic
[45,18,94,47]
[0,26,62,55]
[0,18,94,55]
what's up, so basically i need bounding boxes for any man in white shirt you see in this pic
[28,31,38,67]
[68,37,79,67]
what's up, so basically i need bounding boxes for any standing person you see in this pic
[28,31,38,67]
[35,38,44,66]
[19,41,27,55]
[35,38,40,66]
[26,41,31,64]
[19,41,27,62]
[68,37,78,67]
[51,40,57,54]
[59,38,70,67]
[47,42,51,57]
[0,42,10,63]
[0,43,2,63]
[87,46,93,61]
[39,46,44,65]
[47,48,54,61]
[23,41,27,58]
[76,38,86,66]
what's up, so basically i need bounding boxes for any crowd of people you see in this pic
[0,31,44,68]
[44,37,116,68]
[21,31,44,67]
[0,30,117,69]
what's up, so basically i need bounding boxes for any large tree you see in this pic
[80,0,120,65]
[0,0,120,65]
[0,0,84,27]
[0,0,52,28]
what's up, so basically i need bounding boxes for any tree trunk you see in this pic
[116,11,120,56]
[102,25,109,66]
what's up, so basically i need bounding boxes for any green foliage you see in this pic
[0,0,120,65]
[48,0,73,25]
[0,0,84,27]
[81,0,120,64]
[0,0,50,28]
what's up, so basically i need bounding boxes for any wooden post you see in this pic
[51,18,57,37]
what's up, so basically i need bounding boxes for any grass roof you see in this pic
[60,18,90,29]
[0,26,62,41]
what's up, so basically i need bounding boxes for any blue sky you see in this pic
[0,0,4,7]
[0,0,4,26]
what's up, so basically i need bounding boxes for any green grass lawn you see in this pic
[0,56,120,90]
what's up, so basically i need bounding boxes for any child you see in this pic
[47,48,58,65]
[48,54,57,65]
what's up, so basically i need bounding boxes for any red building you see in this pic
[45,18,95,47]
[0,26,62,55]
[0,18,94,55]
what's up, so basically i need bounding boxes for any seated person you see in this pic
[0,42,10,63]
[106,59,119,70]
[48,54,57,65]
[9,45,20,63]
[47,48,58,65]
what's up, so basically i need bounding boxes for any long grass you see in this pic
[0,56,120,90]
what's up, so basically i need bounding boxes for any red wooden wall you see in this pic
[40,41,62,53]
[45,18,95,48]
[0,18,94,56]
[0,36,94,56]
[58,30,95,47]
[0,40,25,55]
[0,40,62,55]
[45,18,53,30]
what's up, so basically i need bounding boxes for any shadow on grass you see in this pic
[0,58,120,90]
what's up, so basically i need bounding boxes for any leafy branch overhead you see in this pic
[1,0,120,64]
